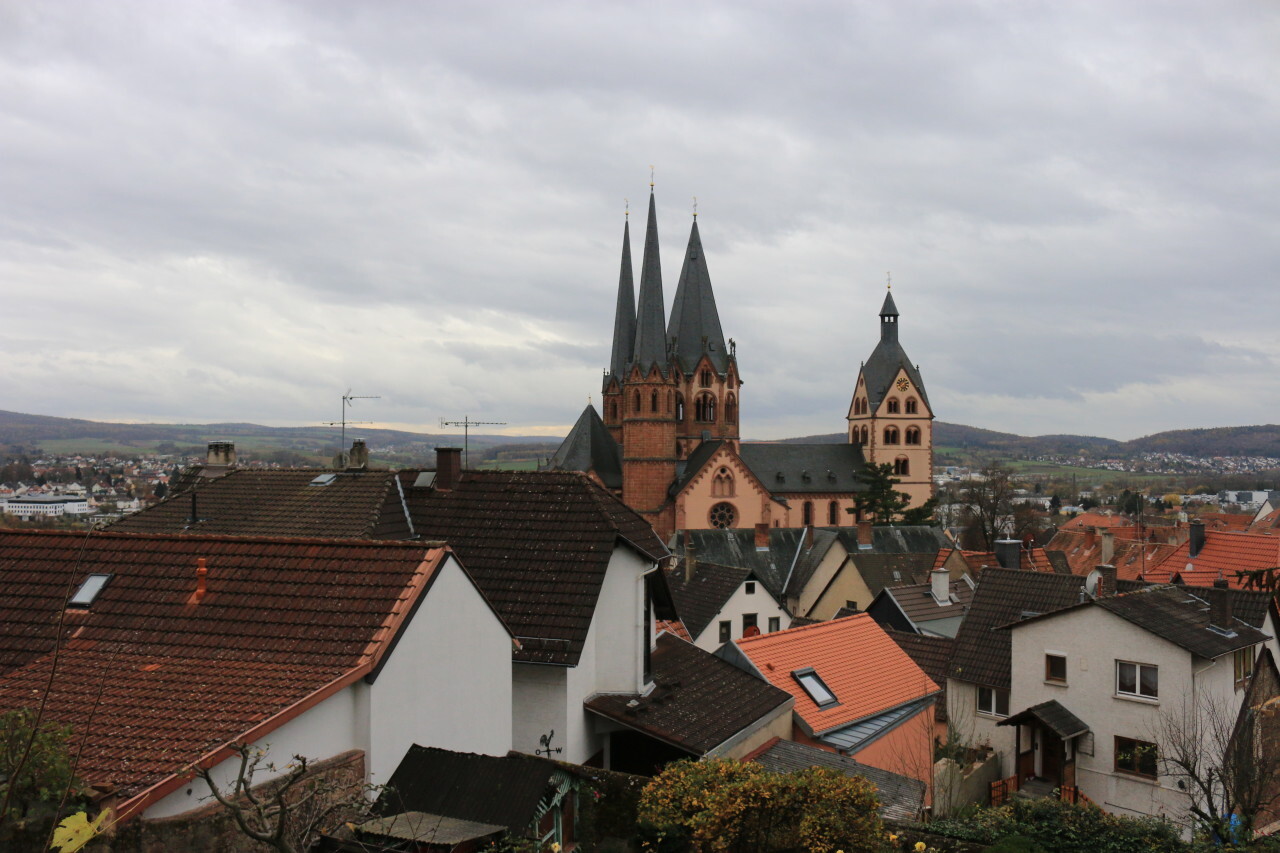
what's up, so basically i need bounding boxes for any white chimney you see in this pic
[931,566,951,606]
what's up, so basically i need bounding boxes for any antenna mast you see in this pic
[439,416,507,469]
[321,389,380,450]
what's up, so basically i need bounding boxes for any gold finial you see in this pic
[625,198,629,219]
[887,272,892,290]
[692,196,698,218]
[649,164,655,188]
[588,394,593,406]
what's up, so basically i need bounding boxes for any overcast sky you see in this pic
[2,1,1277,443]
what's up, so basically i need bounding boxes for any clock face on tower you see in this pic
[896,377,910,392]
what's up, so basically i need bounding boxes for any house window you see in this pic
[887,398,900,414]
[905,398,918,414]
[1045,654,1067,684]
[976,687,1010,717]
[905,426,921,445]
[743,613,757,634]
[768,616,780,632]
[709,502,736,529]
[884,426,899,445]
[1235,647,1255,687]
[845,600,858,611]
[718,621,731,644]
[69,573,112,607]
[745,581,756,594]
[792,667,838,708]
[1117,660,1158,700]
[1114,736,1158,778]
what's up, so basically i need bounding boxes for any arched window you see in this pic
[712,467,735,497]
[905,398,918,414]
[695,393,717,423]
[675,394,685,421]
[828,501,839,525]
[650,391,658,413]
[887,398,900,414]
[860,425,869,445]
[709,502,736,529]
[802,501,813,526]
[894,457,910,476]
[700,369,713,388]
[608,400,617,420]
[884,426,900,445]
[725,394,737,424]
[905,426,921,445]
[633,391,641,413]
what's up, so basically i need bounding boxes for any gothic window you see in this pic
[905,398,918,414]
[884,426,900,445]
[802,501,813,526]
[633,391,641,413]
[667,390,674,412]
[712,467,735,497]
[695,393,717,423]
[675,394,685,421]
[887,398,900,414]
[700,369,713,388]
[828,501,839,525]
[725,394,737,424]
[609,400,617,420]
[709,502,737,529]
[905,426,921,445]
[650,391,658,413]
[894,457,910,476]
[854,397,867,415]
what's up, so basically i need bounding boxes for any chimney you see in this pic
[995,539,1022,570]
[1190,521,1206,559]
[347,439,369,470]
[684,536,697,584]
[435,447,462,490]
[1210,578,1233,631]
[206,441,236,468]
[1096,564,1117,598]
[857,520,874,550]
[1083,527,1096,549]
[1101,529,1115,564]
[755,523,770,551]
[191,557,208,605]
[931,566,951,605]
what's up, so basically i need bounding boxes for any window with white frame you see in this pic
[1116,660,1158,699]
[976,686,1009,717]
[792,667,838,708]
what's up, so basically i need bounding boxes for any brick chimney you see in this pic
[206,441,236,468]
[995,539,1021,570]
[1083,527,1096,549]
[684,535,697,584]
[347,439,369,470]
[755,523,770,551]
[1095,564,1117,598]
[435,447,462,490]
[1190,521,1206,559]
[857,520,873,550]
[1210,577,1233,631]
[1100,529,1115,564]
[187,557,208,606]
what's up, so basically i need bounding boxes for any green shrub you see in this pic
[927,797,1187,853]
[983,836,1048,853]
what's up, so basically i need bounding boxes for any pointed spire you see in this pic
[667,216,728,375]
[880,286,899,343]
[607,217,636,384]
[631,189,668,373]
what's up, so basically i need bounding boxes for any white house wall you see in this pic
[512,663,570,759]
[946,678,1013,773]
[694,581,790,654]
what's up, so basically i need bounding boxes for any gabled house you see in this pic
[867,566,975,638]
[719,614,939,797]
[0,530,513,829]
[1000,583,1275,834]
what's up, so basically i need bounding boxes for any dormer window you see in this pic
[69,573,112,608]
[792,667,838,708]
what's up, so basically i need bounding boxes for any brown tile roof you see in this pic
[584,633,791,755]
[1061,512,1132,530]
[1146,531,1280,589]
[947,568,1086,691]
[0,529,450,814]
[1198,512,1255,531]
[735,614,938,735]
[880,578,974,627]
[885,630,954,723]
[931,547,1064,576]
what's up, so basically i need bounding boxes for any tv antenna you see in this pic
[439,416,506,469]
[321,390,380,449]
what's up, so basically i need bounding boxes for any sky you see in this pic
[2,1,1278,443]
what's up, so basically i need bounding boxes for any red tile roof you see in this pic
[735,613,938,735]
[0,529,452,817]
[931,547,1062,575]
[1198,512,1255,532]
[1061,512,1131,530]
[1145,531,1280,589]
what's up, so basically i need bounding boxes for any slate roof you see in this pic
[607,217,636,384]
[860,292,930,412]
[1145,531,1280,589]
[885,630,954,722]
[1091,586,1268,658]
[848,553,939,597]
[665,561,754,641]
[947,568,1086,690]
[372,746,570,834]
[631,190,668,374]
[733,613,939,736]
[676,527,810,599]
[749,737,926,822]
[584,633,792,755]
[546,405,623,490]
[109,469,412,539]
[400,470,669,666]
[667,218,730,376]
[998,700,1089,740]
[738,443,869,496]
[0,529,450,809]
[836,525,951,555]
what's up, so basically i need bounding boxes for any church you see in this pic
[547,185,934,538]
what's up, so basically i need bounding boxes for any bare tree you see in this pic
[957,463,1017,550]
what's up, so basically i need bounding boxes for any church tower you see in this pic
[601,213,634,447]
[847,287,934,510]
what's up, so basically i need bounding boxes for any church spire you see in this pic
[879,287,899,343]
[607,216,636,386]
[631,188,668,373]
[667,215,728,375]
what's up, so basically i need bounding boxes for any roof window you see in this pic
[69,573,112,607]
[791,667,838,708]
[309,473,338,486]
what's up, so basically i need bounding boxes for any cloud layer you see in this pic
[2,1,1277,441]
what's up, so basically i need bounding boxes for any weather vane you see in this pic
[887,272,892,290]
[649,164,655,187]
[692,196,698,218]
[624,198,629,218]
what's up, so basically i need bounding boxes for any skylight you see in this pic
[309,473,338,486]
[792,667,838,708]
[69,573,111,607]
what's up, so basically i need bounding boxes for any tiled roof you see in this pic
[677,527,808,599]
[848,553,938,597]
[734,614,938,736]
[998,700,1089,740]
[835,525,950,555]
[1094,586,1269,658]
[1145,531,1280,589]
[1251,507,1280,533]
[885,630,954,722]
[665,561,753,641]
[880,578,974,627]
[585,633,791,755]
[947,568,1086,690]
[0,529,448,808]
[748,738,925,821]
[1198,512,1255,531]
[400,470,668,666]
[934,547,1065,576]
[1061,512,1131,530]
[109,469,410,539]
[737,443,869,496]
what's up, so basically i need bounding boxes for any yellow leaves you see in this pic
[51,810,108,853]
[914,843,927,852]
